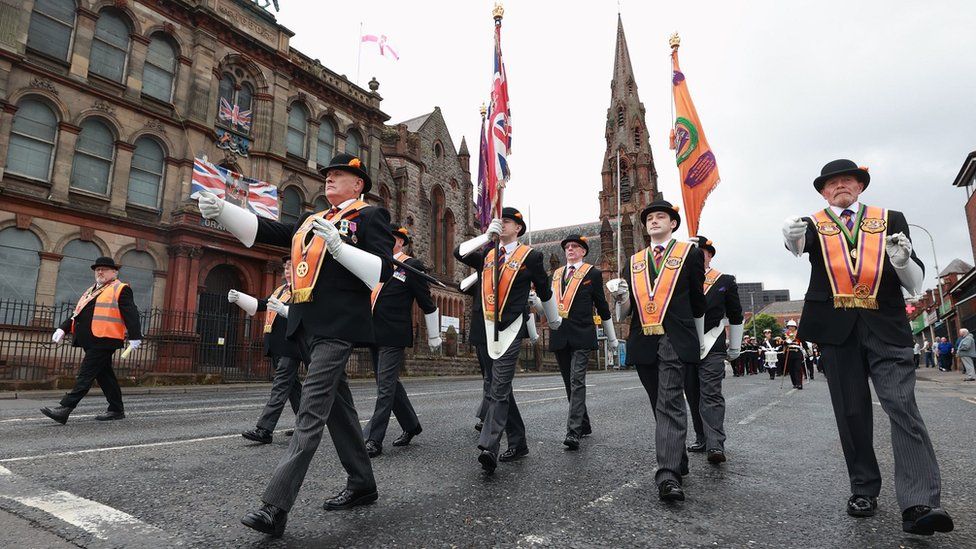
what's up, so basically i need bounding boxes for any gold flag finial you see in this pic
[493,2,505,21]
[480,102,487,117]
[669,32,681,50]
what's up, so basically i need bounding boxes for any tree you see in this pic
[745,313,783,339]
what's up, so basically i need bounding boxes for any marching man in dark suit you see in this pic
[454,207,562,474]
[198,153,393,537]
[227,255,303,444]
[781,319,806,390]
[683,235,743,464]
[362,224,441,458]
[782,159,953,535]
[41,257,142,424]
[607,200,706,502]
[547,234,616,450]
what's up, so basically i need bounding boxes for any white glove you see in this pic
[885,232,912,268]
[541,296,562,330]
[694,316,706,355]
[527,290,542,314]
[608,279,629,302]
[267,297,289,319]
[727,323,744,361]
[312,217,344,257]
[227,290,239,303]
[485,218,503,239]
[428,335,442,351]
[602,318,619,350]
[52,328,65,343]
[197,191,223,219]
[424,310,441,351]
[527,312,539,344]
[229,290,258,316]
[782,216,807,256]
[129,339,142,349]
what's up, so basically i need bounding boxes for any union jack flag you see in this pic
[246,179,279,220]
[190,157,226,199]
[485,19,511,217]
[189,157,279,220]
[219,97,252,131]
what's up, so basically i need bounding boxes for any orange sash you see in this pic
[552,263,593,318]
[811,205,888,309]
[370,252,410,311]
[703,268,722,294]
[290,200,369,303]
[630,241,692,335]
[264,283,291,333]
[482,244,532,321]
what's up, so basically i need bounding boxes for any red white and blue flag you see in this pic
[476,112,491,230]
[218,98,252,131]
[484,18,511,217]
[190,157,279,220]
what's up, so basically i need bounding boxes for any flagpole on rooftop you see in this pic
[616,149,621,275]
[356,21,364,86]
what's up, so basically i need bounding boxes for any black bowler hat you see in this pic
[319,153,372,194]
[640,200,681,230]
[813,159,870,193]
[390,223,411,245]
[691,235,716,257]
[502,207,527,236]
[90,256,122,270]
[560,234,590,256]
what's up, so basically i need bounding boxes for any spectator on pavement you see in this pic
[923,339,935,368]
[956,329,975,381]
[937,337,954,372]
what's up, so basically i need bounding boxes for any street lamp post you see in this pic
[909,223,957,360]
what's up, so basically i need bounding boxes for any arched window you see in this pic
[6,99,58,182]
[128,137,164,208]
[316,119,335,167]
[142,34,177,102]
[54,239,101,309]
[70,119,115,195]
[27,0,77,62]
[433,141,443,159]
[280,187,303,225]
[312,196,330,212]
[286,103,308,158]
[430,186,445,273]
[119,250,155,313]
[217,73,235,112]
[89,10,131,83]
[634,127,641,148]
[442,209,456,276]
[345,130,363,160]
[216,73,253,134]
[0,227,43,307]
[617,107,624,127]
[379,184,392,210]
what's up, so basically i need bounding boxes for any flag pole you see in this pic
[615,149,621,274]
[356,21,364,86]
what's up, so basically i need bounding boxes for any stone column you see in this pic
[306,119,320,170]
[186,28,217,123]
[172,56,193,113]
[0,102,18,180]
[164,244,191,325]
[269,70,290,155]
[124,34,150,99]
[185,246,203,330]
[34,251,62,307]
[262,259,278,299]
[151,269,167,311]
[68,8,98,81]
[48,122,80,203]
[108,141,135,215]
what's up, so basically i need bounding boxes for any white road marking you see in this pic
[738,400,781,425]
[520,396,567,405]
[0,403,266,424]
[586,479,641,508]
[964,397,976,406]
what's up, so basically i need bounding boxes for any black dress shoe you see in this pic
[563,434,580,450]
[392,425,422,447]
[40,406,71,425]
[902,505,954,535]
[364,439,382,458]
[846,494,878,517]
[323,488,378,510]
[95,411,125,421]
[242,427,273,444]
[478,450,497,474]
[658,480,685,502]
[241,503,287,537]
[687,441,706,453]
[475,421,483,432]
[707,449,727,464]
[498,446,529,462]
[581,423,592,437]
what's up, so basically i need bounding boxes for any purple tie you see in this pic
[840,209,855,232]
[497,248,507,267]
[565,265,576,282]
[653,245,665,269]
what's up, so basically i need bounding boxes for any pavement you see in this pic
[0,367,974,548]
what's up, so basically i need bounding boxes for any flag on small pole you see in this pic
[476,103,492,230]
[485,2,512,219]
[361,33,400,61]
[669,33,720,237]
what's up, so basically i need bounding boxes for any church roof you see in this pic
[397,111,433,132]
[524,221,604,273]
[458,136,469,156]
[757,300,805,316]
[940,258,974,277]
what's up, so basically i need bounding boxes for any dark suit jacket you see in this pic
[256,298,301,359]
[60,284,142,350]
[454,242,551,341]
[622,244,706,365]
[461,275,487,346]
[255,205,394,346]
[703,273,744,353]
[373,256,437,348]
[795,209,920,347]
[549,265,612,351]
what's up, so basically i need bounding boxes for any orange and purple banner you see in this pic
[670,44,720,236]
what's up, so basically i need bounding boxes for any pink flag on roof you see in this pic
[361,34,400,61]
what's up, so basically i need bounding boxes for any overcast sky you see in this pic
[275,0,976,298]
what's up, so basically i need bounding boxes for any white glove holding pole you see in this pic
[120,339,141,359]
[228,290,258,316]
[527,290,543,316]
[52,328,65,344]
[602,318,619,350]
[458,218,502,257]
[424,310,442,351]
[727,323,744,360]
[540,296,562,330]
[267,297,289,319]
[695,316,707,356]
[782,216,807,257]
[311,217,381,289]
[196,191,257,247]
[607,278,631,320]
[886,232,923,294]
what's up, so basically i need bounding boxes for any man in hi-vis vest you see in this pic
[41,256,142,424]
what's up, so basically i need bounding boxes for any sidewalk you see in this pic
[915,366,976,384]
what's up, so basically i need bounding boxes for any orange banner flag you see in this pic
[669,36,720,236]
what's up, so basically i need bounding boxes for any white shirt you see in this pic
[563,260,583,281]
[649,237,675,249]
[829,201,860,217]
[499,240,519,259]
[336,198,357,210]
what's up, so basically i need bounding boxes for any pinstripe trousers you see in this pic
[362,346,420,444]
[820,320,941,510]
[685,351,727,451]
[262,331,376,511]
[478,338,527,456]
[635,336,689,485]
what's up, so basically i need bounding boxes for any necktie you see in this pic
[565,265,576,282]
[840,209,855,232]
[497,248,507,267]
[653,245,665,270]
[326,206,339,218]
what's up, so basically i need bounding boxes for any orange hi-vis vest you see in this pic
[290,200,369,303]
[72,280,128,340]
[264,283,291,333]
[703,268,722,294]
[370,252,410,311]
[630,240,692,335]
[552,263,594,319]
[482,244,532,321]
[811,205,889,309]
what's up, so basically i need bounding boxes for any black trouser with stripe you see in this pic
[60,347,123,412]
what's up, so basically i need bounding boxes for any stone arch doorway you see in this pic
[196,265,243,372]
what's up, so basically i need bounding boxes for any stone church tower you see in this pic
[598,15,660,275]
